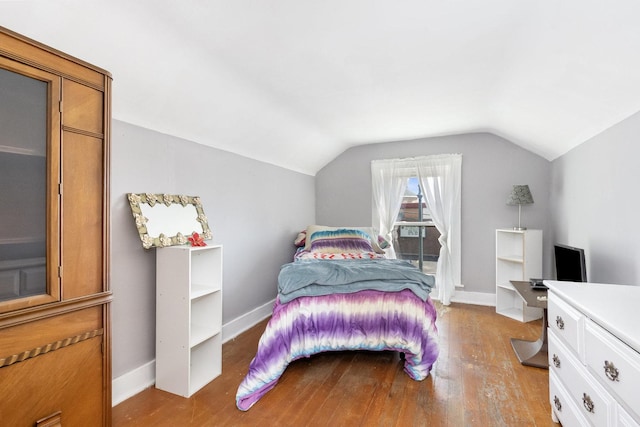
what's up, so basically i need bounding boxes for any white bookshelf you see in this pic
[155,244,223,397]
[495,229,542,322]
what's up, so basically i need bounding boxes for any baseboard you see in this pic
[429,284,496,307]
[450,290,496,306]
[221,298,276,343]
[112,360,155,407]
[111,298,276,407]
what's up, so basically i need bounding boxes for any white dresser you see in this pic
[545,281,640,426]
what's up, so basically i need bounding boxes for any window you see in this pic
[394,177,440,273]
[371,154,461,305]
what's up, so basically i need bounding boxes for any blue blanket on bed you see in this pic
[277,259,435,303]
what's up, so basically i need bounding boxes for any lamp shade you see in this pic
[506,185,534,206]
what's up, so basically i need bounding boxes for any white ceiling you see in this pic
[2,0,640,175]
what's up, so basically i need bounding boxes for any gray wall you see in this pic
[110,120,315,378]
[550,111,640,286]
[108,110,640,380]
[316,132,552,295]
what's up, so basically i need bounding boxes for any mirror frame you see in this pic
[126,193,212,249]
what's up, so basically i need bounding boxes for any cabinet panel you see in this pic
[0,306,102,356]
[61,132,104,298]
[62,79,104,134]
[0,336,104,426]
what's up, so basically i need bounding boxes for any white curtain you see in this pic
[371,154,462,306]
[371,159,409,259]
[416,154,462,305]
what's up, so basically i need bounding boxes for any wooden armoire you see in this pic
[0,27,112,426]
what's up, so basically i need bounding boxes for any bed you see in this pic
[235,226,440,411]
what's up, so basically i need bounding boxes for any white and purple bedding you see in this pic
[235,226,440,411]
[235,288,439,411]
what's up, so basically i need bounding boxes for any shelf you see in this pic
[156,244,223,397]
[191,283,219,299]
[497,281,515,290]
[0,144,46,157]
[497,256,524,264]
[496,228,525,235]
[190,323,218,348]
[495,229,542,322]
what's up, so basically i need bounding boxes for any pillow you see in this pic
[296,251,386,260]
[304,225,389,254]
[293,230,306,247]
[307,228,374,254]
[377,234,391,250]
[368,234,390,254]
[304,225,334,250]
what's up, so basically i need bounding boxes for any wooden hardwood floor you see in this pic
[113,302,557,426]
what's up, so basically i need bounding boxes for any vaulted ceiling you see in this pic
[2,0,640,175]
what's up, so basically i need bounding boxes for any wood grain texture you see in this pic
[61,132,104,298]
[0,337,105,426]
[0,306,102,355]
[113,303,557,426]
[62,79,104,135]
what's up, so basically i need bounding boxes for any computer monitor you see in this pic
[554,244,587,282]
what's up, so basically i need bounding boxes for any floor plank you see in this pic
[112,302,557,426]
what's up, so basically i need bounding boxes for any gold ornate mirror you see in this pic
[126,193,212,249]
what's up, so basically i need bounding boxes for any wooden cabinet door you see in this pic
[61,132,105,298]
[0,307,106,426]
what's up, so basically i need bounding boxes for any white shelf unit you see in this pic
[155,244,223,397]
[495,229,542,322]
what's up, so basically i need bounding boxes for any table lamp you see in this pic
[506,185,534,230]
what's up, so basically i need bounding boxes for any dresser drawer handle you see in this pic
[552,354,561,368]
[553,395,562,412]
[556,316,565,330]
[604,360,620,382]
[582,393,595,413]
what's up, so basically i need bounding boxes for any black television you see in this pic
[554,244,587,282]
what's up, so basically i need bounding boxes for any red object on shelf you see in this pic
[188,232,207,247]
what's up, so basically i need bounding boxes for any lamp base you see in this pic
[513,226,527,231]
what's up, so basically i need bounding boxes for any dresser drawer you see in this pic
[550,370,590,427]
[548,329,615,426]
[585,319,640,421]
[549,329,572,381]
[619,405,640,427]
[548,294,584,355]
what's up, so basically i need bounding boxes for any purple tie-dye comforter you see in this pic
[235,288,439,411]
